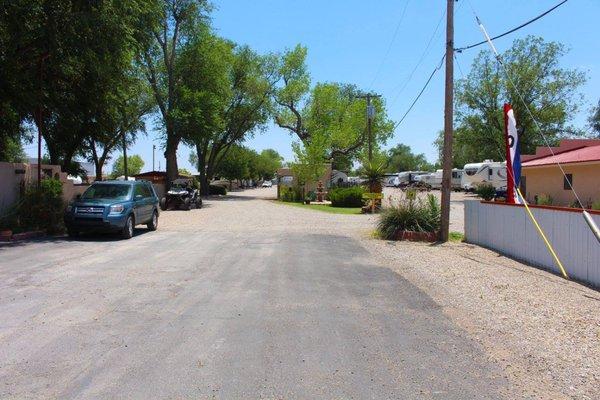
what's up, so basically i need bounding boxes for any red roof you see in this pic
[522,145,600,167]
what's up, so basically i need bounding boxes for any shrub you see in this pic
[17,178,65,233]
[536,194,553,206]
[377,194,440,239]
[279,186,302,202]
[592,200,600,211]
[329,186,365,207]
[209,184,227,195]
[475,183,495,201]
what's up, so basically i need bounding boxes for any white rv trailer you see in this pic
[392,171,429,187]
[383,173,398,187]
[461,160,507,191]
[416,169,464,190]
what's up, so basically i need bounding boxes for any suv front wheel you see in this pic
[121,214,134,239]
[147,210,158,231]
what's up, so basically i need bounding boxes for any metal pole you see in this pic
[152,144,156,171]
[440,0,454,242]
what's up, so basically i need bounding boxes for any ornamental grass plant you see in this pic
[377,193,441,240]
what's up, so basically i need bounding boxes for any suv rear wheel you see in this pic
[147,210,158,231]
[121,214,134,239]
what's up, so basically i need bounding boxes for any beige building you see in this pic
[521,140,600,207]
[0,162,88,213]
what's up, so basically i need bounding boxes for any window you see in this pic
[563,174,573,190]
[134,185,145,198]
[520,176,526,196]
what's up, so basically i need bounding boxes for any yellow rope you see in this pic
[516,188,569,279]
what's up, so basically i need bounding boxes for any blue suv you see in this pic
[64,180,159,239]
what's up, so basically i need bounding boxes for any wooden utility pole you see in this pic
[440,0,454,242]
[355,93,381,162]
[122,132,128,180]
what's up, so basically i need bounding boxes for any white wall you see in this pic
[465,200,600,288]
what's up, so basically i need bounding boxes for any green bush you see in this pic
[209,184,227,195]
[475,183,496,201]
[536,194,553,206]
[592,200,600,210]
[279,186,302,202]
[17,178,65,233]
[377,194,440,239]
[329,186,365,207]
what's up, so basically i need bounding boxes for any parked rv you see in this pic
[383,173,398,187]
[416,169,464,190]
[393,171,429,187]
[461,160,507,191]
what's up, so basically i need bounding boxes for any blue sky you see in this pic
[27,0,600,174]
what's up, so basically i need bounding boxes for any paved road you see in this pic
[0,188,507,399]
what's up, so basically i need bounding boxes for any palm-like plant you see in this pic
[361,161,386,193]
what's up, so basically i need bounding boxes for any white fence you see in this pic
[465,200,600,288]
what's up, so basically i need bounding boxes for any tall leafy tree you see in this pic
[111,154,145,178]
[440,36,586,167]
[386,144,433,172]
[0,0,156,173]
[140,0,210,187]
[589,99,600,137]
[274,45,394,165]
[185,42,277,193]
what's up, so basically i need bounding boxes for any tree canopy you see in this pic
[111,154,145,178]
[385,144,433,173]
[274,45,394,169]
[437,36,586,167]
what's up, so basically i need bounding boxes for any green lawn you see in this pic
[277,201,362,215]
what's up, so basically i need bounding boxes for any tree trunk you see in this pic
[164,125,180,188]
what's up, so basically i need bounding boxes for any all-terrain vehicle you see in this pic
[160,178,202,211]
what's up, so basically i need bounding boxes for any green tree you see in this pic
[589,99,600,137]
[274,45,394,166]
[185,42,277,193]
[1,0,156,174]
[254,149,283,180]
[386,144,433,172]
[140,0,211,187]
[111,155,145,178]
[439,36,586,167]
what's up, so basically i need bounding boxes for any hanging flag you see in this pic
[504,103,521,204]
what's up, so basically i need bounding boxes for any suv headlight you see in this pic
[109,204,125,214]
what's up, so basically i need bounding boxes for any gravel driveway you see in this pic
[0,187,597,399]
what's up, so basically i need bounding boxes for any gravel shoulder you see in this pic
[360,237,600,400]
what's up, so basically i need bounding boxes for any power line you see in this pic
[455,0,569,53]
[368,0,411,89]
[393,53,446,130]
[390,7,446,104]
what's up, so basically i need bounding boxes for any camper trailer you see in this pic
[393,171,429,187]
[461,160,507,191]
[383,173,398,187]
[416,169,464,190]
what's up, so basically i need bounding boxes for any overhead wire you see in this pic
[393,53,446,130]
[368,0,411,90]
[389,7,446,104]
[455,0,569,52]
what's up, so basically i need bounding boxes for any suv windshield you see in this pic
[81,184,131,200]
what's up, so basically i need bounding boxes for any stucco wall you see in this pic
[0,162,88,212]
[522,163,600,207]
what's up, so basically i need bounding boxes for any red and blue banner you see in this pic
[504,103,521,204]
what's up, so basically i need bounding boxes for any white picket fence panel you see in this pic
[464,201,600,288]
